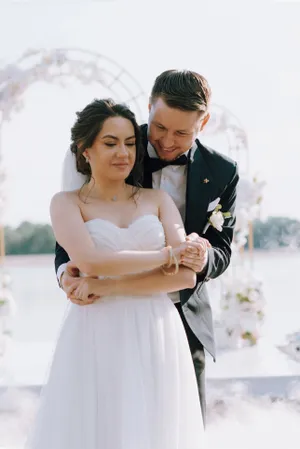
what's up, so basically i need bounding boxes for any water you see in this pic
[5,255,67,344]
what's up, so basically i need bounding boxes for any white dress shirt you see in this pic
[57,141,205,303]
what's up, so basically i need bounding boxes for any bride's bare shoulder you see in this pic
[138,187,171,205]
[50,190,81,211]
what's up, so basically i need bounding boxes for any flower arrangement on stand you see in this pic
[214,175,267,350]
[215,269,265,349]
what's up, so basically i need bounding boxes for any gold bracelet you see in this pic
[163,245,173,268]
[161,253,179,276]
[173,253,179,274]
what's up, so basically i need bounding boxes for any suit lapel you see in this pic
[185,140,217,235]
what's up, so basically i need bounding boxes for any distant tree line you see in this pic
[251,216,300,250]
[3,216,300,255]
[4,221,55,255]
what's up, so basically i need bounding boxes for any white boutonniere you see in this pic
[204,204,231,233]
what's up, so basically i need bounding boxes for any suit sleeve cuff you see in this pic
[57,263,67,288]
[202,249,208,269]
[196,248,211,282]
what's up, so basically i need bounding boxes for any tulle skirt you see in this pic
[26,294,204,448]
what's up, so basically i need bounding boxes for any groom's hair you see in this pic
[150,70,211,114]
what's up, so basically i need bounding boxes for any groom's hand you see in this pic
[183,233,211,273]
[61,262,99,305]
[61,262,80,292]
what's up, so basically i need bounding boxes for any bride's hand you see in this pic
[67,278,114,306]
[67,278,100,306]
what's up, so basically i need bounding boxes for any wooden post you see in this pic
[0,225,5,265]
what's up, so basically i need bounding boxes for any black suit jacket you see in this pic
[55,124,239,360]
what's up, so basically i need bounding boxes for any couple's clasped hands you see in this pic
[64,233,211,306]
[177,233,211,272]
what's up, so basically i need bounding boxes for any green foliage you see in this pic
[251,216,300,249]
[4,221,55,255]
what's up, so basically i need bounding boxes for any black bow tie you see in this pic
[147,154,188,173]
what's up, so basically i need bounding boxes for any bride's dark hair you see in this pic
[70,98,144,190]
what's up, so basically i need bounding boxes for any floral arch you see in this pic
[0,48,148,124]
[0,48,266,364]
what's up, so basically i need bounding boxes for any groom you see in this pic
[55,69,239,425]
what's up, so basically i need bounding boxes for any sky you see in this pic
[0,0,300,226]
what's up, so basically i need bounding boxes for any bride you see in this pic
[26,98,205,449]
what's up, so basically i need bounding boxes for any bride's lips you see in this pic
[112,163,130,169]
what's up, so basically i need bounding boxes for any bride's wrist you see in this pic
[160,245,180,276]
[160,246,172,267]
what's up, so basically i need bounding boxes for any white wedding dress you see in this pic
[26,214,204,449]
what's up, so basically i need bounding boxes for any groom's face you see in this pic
[147,97,209,161]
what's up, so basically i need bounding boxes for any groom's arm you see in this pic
[55,241,71,285]
[197,162,239,283]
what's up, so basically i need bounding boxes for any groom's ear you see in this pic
[200,113,210,131]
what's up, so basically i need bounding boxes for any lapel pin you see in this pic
[203,178,210,184]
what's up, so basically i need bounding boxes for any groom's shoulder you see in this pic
[198,140,238,178]
[199,140,237,168]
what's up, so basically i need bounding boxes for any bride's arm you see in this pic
[69,190,197,298]
[112,266,195,296]
[50,192,177,277]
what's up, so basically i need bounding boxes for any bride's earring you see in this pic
[84,151,90,164]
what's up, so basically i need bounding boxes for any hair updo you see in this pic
[70,98,144,188]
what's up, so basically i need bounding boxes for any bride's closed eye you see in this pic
[104,142,136,148]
